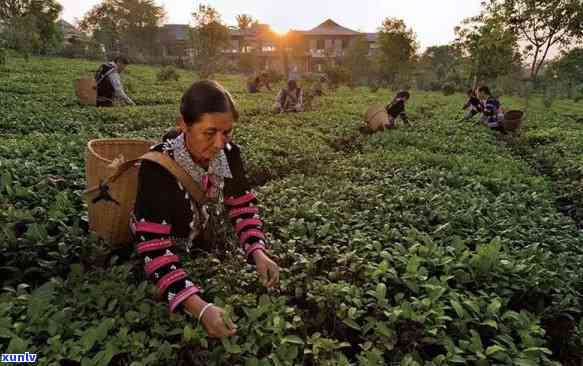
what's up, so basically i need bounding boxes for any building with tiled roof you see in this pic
[226,19,379,74]
[157,19,378,73]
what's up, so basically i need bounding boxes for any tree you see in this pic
[79,0,165,58]
[191,4,230,78]
[546,48,583,98]
[550,48,583,84]
[492,0,583,79]
[235,14,255,30]
[376,17,418,86]
[344,36,371,84]
[0,0,63,55]
[420,45,463,83]
[454,10,522,86]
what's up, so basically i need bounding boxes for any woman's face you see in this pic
[179,112,234,165]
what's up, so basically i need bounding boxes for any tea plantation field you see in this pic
[1,57,583,366]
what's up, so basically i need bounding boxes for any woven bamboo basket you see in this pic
[85,139,155,246]
[503,110,524,132]
[74,78,97,106]
[365,104,389,131]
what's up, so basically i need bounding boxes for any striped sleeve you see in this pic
[223,143,267,261]
[132,159,201,313]
[224,191,266,258]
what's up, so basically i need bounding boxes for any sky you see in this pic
[58,0,484,51]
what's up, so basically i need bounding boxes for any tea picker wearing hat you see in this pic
[95,56,136,107]
[132,80,279,338]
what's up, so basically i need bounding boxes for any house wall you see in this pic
[304,35,354,57]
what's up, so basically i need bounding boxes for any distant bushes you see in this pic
[442,82,456,96]
[263,69,284,84]
[323,65,351,88]
[157,66,180,82]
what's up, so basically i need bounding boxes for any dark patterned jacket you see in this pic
[131,131,266,314]
[463,96,483,112]
[385,98,409,123]
[482,96,503,127]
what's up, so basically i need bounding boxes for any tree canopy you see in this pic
[79,0,165,57]
[0,0,63,55]
[376,17,418,85]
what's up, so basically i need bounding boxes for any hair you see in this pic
[478,86,491,95]
[180,80,239,126]
[114,56,130,65]
[391,90,410,104]
[287,80,298,90]
[255,76,261,83]
[467,89,476,96]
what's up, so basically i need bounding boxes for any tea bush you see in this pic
[442,82,455,96]
[157,66,180,82]
[1,56,582,365]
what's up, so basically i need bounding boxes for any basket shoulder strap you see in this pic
[84,152,208,206]
[84,157,144,197]
[141,151,208,204]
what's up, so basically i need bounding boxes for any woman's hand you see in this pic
[200,305,237,338]
[253,250,280,289]
[183,296,236,338]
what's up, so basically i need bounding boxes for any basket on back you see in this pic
[503,110,524,132]
[364,104,389,132]
[85,139,154,246]
[75,78,97,106]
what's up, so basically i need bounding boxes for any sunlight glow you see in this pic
[271,26,289,36]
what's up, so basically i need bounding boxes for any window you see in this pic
[317,39,325,50]
[342,39,349,49]
[231,40,240,52]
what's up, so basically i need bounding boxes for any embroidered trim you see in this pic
[173,133,232,180]
[169,286,201,313]
[137,238,174,255]
[157,269,188,297]
[133,221,172,235]
[225,192,256,207]
[235,218,263,235]
[145,255,180,277]
[170,132,231,242]
[239,229,266,246]
[229,206,259,219]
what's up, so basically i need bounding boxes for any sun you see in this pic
[271,26,289,36]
